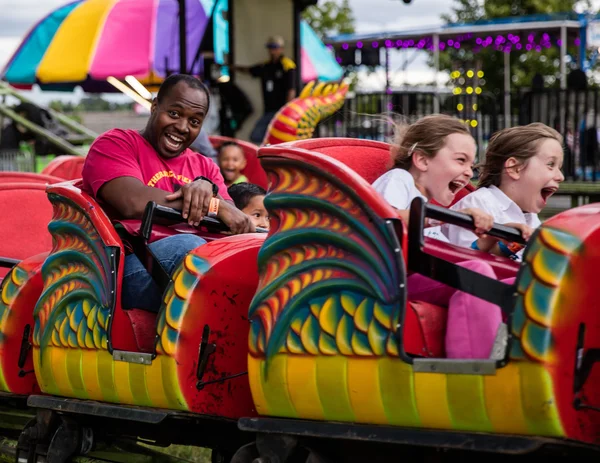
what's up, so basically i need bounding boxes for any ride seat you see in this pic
[286,137,393,183]
[287,138,518,280]
[209,135,268,189]
[43,180,158,353]
[41,155,85,180]
[258,139,520,361]
[258,140,447,361]
[0,182,54,280]
[0,171,63,185]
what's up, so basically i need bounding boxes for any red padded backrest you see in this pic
[41,155,85,180]
[123,309,157,353]
[0,172,63,185]
[0,183,53,279]
[209,135,268,189]
[403,300,448,358]
[283,138,393,184]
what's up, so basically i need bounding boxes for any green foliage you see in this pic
[302,0,355,39]
[141,443,211,462]
[48,97,133,114]
[435,0,591,93]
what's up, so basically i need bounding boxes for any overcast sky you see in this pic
[0,0,452,65]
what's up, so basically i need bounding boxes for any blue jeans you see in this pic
[250,111,277,144]
[122,234,207,312]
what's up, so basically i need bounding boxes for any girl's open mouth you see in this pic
[541,187,557,202]
[449,180,466,194]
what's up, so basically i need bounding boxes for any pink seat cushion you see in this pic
[122,309,157,353]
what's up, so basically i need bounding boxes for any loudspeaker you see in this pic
[295,0,318,11]
[337,48,357,66]
[361,48,381,67]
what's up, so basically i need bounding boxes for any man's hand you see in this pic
[165,179,213,226]
[218,200,255,234]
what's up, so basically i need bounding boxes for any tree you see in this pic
[302,0,355,40]
[435,0,592,94]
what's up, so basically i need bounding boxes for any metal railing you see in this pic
[0,149,34,172]
[317,88,600,182]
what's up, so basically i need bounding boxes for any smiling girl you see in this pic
[372,114,492,239]
[444,123,564,261]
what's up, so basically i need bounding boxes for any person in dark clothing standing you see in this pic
[235,36,297,144]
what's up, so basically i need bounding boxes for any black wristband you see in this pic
[194,176,218,197]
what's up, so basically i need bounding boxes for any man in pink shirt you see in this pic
[82,74,254,312]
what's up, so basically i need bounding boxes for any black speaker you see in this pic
[361,48,381,67]
[295,0,318,11]
[337,48,357,66]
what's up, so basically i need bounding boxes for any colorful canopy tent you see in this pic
[2,0,216,93]
[2,0,343,95]
[300,20,343,82]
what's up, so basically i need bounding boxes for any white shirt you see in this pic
[372,168,448,242]
[442,185,541,261]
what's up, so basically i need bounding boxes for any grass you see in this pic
[140,443,212,463]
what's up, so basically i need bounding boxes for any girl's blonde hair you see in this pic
[391,114,472,170]
[478,123,563,188]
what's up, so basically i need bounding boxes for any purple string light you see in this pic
[333,29,581,56]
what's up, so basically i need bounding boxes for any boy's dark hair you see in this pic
[217,140,242,156]
[228,182,267,210]
[156,74,210,111]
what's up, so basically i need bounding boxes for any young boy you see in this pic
[218,141,248,186]
[228,183,269,230]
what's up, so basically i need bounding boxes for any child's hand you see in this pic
[504,222,533,241]
[459,208,494,235]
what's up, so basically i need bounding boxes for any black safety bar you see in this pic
[407,197,521,313]
[0,257,20,269]
[141,201,268,242]
[425,203,527,245]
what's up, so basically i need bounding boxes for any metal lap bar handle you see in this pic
[407,197,520,313]
[0,257,21,269]
[142,201,268,238]
[426,203,527,245]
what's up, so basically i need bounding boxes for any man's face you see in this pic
[267,45,283,60]
[147,82,208,159]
